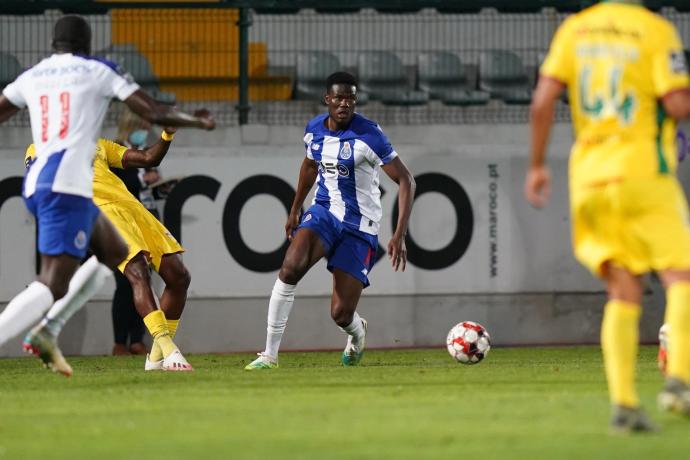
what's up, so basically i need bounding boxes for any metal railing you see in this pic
[1,6,690,126]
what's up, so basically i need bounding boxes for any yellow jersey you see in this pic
[26,138,140,207]
[540,1,690,189]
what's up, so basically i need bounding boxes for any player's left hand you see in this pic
[388,233,407,272]
[525,165,551,209]
[194,108,215,131]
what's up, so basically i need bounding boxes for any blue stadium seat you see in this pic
[418,51,489,106]
[357,51,428,106]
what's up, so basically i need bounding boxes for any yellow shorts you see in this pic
[571,176,690,277]
[99,200,184,273]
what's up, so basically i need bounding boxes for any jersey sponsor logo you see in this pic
[318,161,350,177]
[311,143,321,151]
[339,142,352,160]
[74,230,87,250]
[670,50,687,74]
[337,164,350,177]
[302,213,312,223]
[32,64,91,78]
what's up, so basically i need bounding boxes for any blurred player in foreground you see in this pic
[526,0,690,432]
[0,15,214,375]
[245,72,415,369]
[25,125,198,372]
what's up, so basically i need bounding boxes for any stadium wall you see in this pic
[0,122,681,356]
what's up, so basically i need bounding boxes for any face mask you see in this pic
[128,129,148,148]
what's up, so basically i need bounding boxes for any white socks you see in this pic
[41,256,112,338]
[0,281,54,347]
[263,278,296,360]
[341,311,365,346]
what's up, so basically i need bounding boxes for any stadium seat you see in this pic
[357,51,428,106]
[479,50,532,104]
[417,51,489,106]
[295,51,341,100]
[98,44,176,105]
[0,52,22,88]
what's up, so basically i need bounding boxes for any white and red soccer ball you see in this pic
[446,321,491,364]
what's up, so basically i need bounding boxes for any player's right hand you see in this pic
[285,211,301,241]
[194,108,215,131]
[524,165,551,209]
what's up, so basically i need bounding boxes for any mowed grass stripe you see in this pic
[0,347,688,460]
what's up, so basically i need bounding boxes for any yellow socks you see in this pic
[601,300,641,408]
[143,310,176,359]
[167,319,179,338]
[666,282,690,382]
[148,318,180,362]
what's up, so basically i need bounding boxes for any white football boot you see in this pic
[144,354,164,371]
[162,349,194,372]
[341,318,367,366]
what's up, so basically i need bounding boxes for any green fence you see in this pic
[1,3,690,126]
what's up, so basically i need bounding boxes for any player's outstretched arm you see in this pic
[525,76,564,209]
[0,96,20,124]
[119,117,193,168]
[123,90,215,130]
[286,158,318,240]
[382,157,416,272]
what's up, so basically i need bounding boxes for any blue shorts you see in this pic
[24,189,100,259]
[297,204,378,287]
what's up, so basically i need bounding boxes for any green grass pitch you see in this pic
[1,346,688,460]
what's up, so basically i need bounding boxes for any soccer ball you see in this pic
[658,323,669,375]
[446,321,491,364]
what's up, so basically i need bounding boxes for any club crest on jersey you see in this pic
[74,230,87,250]
[339,142,352,160]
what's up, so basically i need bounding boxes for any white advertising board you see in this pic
[0,141,603,300]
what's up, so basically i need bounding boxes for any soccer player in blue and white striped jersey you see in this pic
[246,72,415,369]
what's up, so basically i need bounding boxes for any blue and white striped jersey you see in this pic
[304,113,398,236]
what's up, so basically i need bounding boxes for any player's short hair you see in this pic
[52,15,92,54]
[326,72,358,92]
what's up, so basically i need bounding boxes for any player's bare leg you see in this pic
[124,254,191,371]
[12,254,80,376]
[245,228,326,370]
[23,214,128,376]
[332,269,367,366]
[146,253,191,369]
[657,269,690,417]
[158,253,191,320]
[600,263,656,432]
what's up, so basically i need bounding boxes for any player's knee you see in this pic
[279,265,303,285]
[331,305,353,328]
